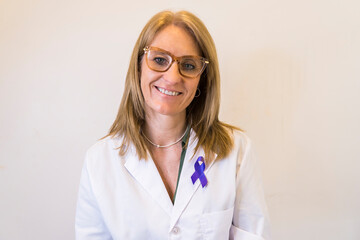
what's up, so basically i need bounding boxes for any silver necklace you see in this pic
[142,129,187,148]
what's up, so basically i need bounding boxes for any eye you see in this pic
[181,59,198,71]
[153,57,168,66]
[183,63,195,70]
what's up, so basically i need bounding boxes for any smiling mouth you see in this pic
[156,86,181,96]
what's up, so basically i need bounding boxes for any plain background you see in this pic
[1,0,359,239]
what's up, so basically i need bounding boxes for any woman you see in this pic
[76,10,270,240]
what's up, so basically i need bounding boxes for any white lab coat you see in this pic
[75,130,271,240]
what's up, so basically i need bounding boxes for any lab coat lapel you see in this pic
[124,149,173,216]
[169,130,216,230]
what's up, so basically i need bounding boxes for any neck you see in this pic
[143,112,187,147]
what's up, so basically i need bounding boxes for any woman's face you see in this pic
[140,25,201,119]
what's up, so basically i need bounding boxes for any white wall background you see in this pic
[1,0,359,239]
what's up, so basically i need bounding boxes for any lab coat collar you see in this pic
[123,129,216,231]
[169,129,216,230]
[123,146,174,216]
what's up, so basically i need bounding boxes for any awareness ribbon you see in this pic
[191,156,208,188]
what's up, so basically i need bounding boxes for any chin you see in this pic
[157,109,180,116]
[153,106,184,117]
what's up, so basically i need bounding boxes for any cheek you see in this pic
[189,78,201,94]
[140,68,161,101]
[139,75,145,96]
[140,65,151,93]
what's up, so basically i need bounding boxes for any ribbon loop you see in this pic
[191,156,208,188]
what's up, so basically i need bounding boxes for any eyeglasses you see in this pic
[143,46,209,78]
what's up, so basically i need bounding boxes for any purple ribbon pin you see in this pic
[191,156,208,188]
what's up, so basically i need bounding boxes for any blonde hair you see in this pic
[105,10,240,163]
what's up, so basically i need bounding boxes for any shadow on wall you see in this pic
[221,46,306,214]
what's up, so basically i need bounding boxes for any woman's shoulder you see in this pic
[228,129,254,160]
[88,134,121,151]
[85,135,124,163]
[232,129,252,148]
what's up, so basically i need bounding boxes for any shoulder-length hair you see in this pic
[105,10,240,163]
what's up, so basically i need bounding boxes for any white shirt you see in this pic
[75,130,271,239]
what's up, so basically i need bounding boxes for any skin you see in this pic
[140,25,201,201]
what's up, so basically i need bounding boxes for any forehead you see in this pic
[149,25,200,56]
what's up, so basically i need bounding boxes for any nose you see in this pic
[163,60,182,83]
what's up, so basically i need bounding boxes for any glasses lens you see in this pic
[146,50,171,71]
[145,47,208,78]
[179,58,205,78]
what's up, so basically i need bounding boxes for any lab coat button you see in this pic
[172,226,180,234]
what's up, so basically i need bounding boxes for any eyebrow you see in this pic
[150,46,202,58]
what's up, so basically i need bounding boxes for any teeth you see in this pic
[157,87,180,96]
